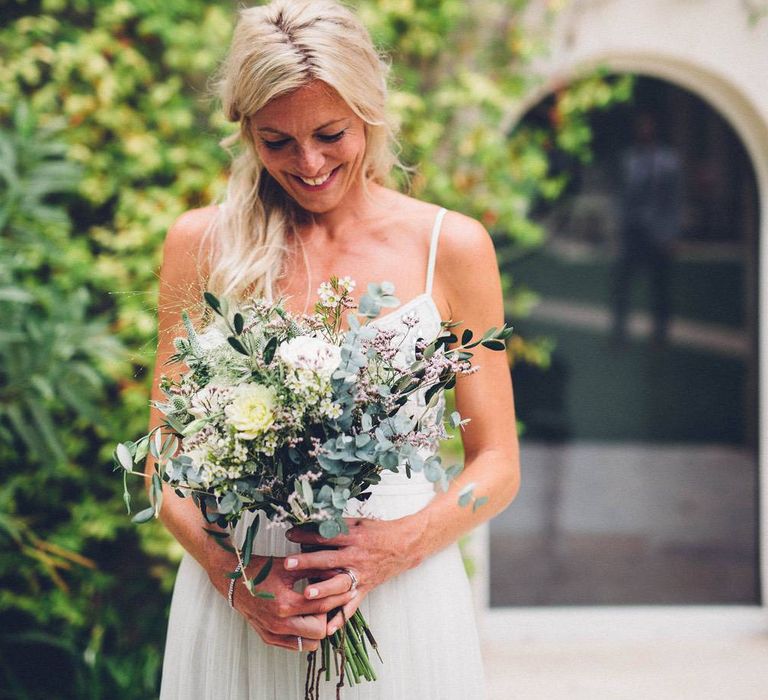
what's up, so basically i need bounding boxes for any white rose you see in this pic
[278,336,341,378]
[225,384,277,439]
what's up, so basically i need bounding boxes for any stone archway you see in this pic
[481,51,768,638]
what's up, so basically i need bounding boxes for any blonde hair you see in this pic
[206,0,399,301]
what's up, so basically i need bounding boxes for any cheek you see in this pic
[339,136,367,169]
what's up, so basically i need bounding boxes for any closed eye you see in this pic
[317,130,346,143]
[262,138,290,150]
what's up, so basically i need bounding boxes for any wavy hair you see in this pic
[205,0,399,301]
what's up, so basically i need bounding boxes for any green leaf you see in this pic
[301,479,314,508]
[212,537,236,553]
[115,443,134,472]
[472,496,489,513]
[181,418,208,436]
[254,591,276,600]
[263,336,277,364]
[131,506,155,524]
[122,471,131,514]
[228,336,249,355]
[233,312,244,335]
[481,339,506,351]
[319,519,341,539]
[458,482,476,508]
[461,329,473,345]
[204,292,221,314]
[203,528,230,539]
[250,557,273,586]
[150,472,164,515]
[225,570,243,580]
[242,517,260,569]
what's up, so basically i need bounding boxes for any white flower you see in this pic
[278,336,341,378]
[225,384,277,439]
[197,326,227,352]
[188,381,233,419]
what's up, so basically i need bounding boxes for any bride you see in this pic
[150,1,519,698]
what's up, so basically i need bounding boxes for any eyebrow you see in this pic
[256,118,348,136]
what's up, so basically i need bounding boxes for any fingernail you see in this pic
[307,587,318,599]
[285,558,298,569]
[328,625,338,635]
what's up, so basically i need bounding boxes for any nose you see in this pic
[294,143,325,176]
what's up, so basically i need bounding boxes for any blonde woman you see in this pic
[151,1,519,697]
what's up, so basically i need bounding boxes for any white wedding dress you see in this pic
[160,208,486,699]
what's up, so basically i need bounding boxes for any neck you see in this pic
[295,180,386,242]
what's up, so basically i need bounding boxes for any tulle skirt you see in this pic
[159,473,486,699]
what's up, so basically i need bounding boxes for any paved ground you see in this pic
[483,634,768,700]
[490,442,758,606]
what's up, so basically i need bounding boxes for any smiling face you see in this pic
[249,81,368,215]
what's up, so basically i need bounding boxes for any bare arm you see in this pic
[147,208,357,650]
[285,213,520,632]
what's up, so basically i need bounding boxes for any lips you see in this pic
[291,165,340,191]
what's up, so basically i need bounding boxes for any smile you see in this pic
[292,166,340,191]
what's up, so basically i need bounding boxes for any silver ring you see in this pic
[297,636,303,652]
[339,567,359,592]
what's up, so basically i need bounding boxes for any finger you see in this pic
[279,567,333,586]
[276,587,357,618]
[260,630,320,653]
[284,550,344,572]
[301,588,358,615]
[304,572,354,600]
[326,597,362,636]
[271,613,327,639]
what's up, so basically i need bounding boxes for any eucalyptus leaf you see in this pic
[472,495,489,513]
[131,506,155,524]
[319,519,341,539]
[115,443,134,472]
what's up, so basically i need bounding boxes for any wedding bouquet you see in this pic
[114,277,511,696]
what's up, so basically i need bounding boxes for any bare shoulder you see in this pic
[164,205,220,259]
[438,210,494,261]
[159,205,220,318]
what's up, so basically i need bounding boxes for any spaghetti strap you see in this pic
[425,207,447,295]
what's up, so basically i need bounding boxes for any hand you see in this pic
[284,517,421,636]
[204,544,358,652]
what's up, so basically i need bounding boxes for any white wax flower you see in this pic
[225,384,277,439]
[188,381,233,419]
[278,336,341,378]
[197,326,227,351]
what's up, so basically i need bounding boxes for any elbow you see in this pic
[491,452,521,516]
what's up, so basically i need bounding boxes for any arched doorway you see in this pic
[490,75,760,608]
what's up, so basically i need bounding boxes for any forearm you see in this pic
[158,487,232,577]
[398,448,519,569]
[144,420,236,592]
